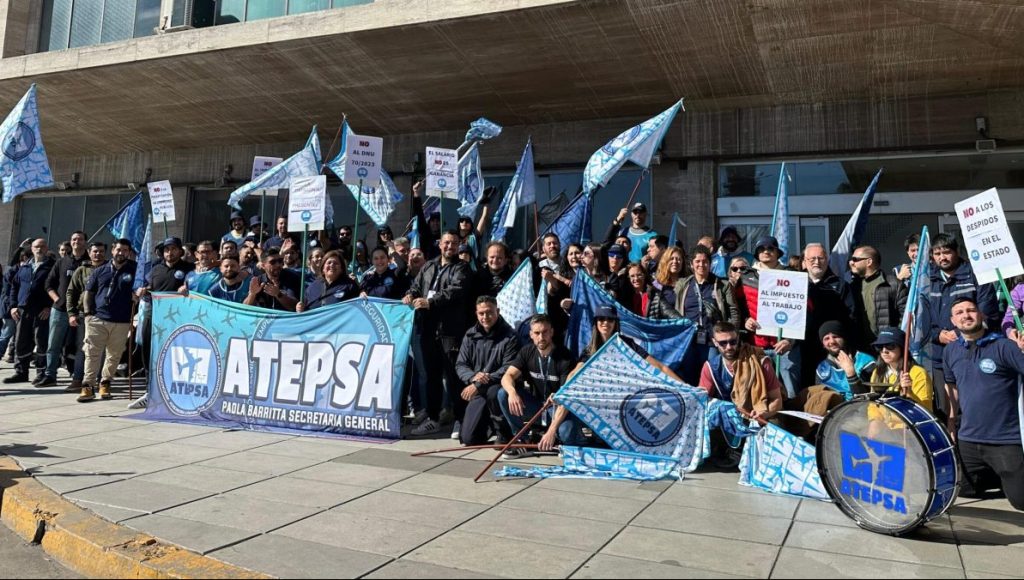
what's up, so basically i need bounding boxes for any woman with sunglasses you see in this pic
[727,256,749,287]
[297,251,359,312]
[580,243,608,283]
[868,327,933,410]
[574,305,683,384]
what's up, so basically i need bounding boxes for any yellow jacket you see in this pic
[870,364,934,411]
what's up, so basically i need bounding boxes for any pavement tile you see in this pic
[331,447,452,472]
[958,545,1024,577]
[51,453,184,477]
[793,499,858,528]
[534,477,663,501]
[406,530,592,578]
[134,465,271,493]
[633,502,792,545]
[67,479,214,513]
[117,441,237,463]
[386,472,532,505]
[28,465,131,494]
[771,547,965,579]
[683,470,762,493]
[458,507,623,552]
[41,432,163,454]
[363,559,500,579]
[210,534,391,579]
[122,514,259,555]
[573,554,751,579]
[783,521,962,569]
[196,449,326,475]
[499,486,651,524]
[1,444,102,467]
[111,422,225,440]
[174,429,293,450]
[657,483,801,519]
[288,462,418,488]
[157,493,322,533]
[69,500,147,524]
[965,573,1021,579]
[333,490,487,528]
[273,510,446,557]
[601,526,779,578]
[949,502,1024,547]
[383,437,476,457]
[249,438,363,460]
[225,476,373,508]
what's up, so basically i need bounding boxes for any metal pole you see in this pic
[259,191,266,247]
[353,179,363,273]
[300,224,308,304]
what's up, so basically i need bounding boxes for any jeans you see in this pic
[44,309,70,379]
[0,318,15,357]
[777,344,801,400]
[14,309,48,376]
[496,387,586,446]
[958,441,1024,511]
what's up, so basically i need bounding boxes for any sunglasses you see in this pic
[595,317,617,323]
[879,343,900,351]
[716,338,739,347]
[730,266,744,272]
[848,256,869,263]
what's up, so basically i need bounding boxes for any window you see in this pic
[41,0,161,52]
[17,192,139,249]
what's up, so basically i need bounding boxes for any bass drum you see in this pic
[816,395,959,536]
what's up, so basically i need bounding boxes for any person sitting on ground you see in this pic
[498,314,581,458]
[455,296,520,446]
[815,320,876,400]
[297,251,358,312]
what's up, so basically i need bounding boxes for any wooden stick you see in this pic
[474,398,553,483]
[411,443,541,457]
[319,117,346,173]
[623,169,648,212]
[903,311,913,372]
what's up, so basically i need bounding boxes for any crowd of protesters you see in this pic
[1,179,1022,510]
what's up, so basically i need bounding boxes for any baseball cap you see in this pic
[594,305,619,320]
[608,244,627,257]
[754,236,780,253]
[249,216,263,228]
[631,202,647,213]
[160,237,183,249]
[872,327,906,348]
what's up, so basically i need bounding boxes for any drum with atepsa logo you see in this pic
[816,395,958,536]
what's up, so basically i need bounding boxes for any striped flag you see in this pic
[496,260,535,329]
[668,213,686,247]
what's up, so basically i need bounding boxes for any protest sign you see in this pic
[147,180,175,223]
[756,270,809,341]
[142,294,413,439]
[425,146,458,199]
[343,133,383,187]
[287,175,326,232]
[251,156,283,195]
[955,188,1024,285]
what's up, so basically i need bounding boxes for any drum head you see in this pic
[816,399,935,535]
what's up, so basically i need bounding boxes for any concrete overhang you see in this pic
[0,0,1022,158]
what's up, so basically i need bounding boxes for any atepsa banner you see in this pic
[142,294,413,439]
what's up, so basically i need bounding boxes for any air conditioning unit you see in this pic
[159,0,214,32]
[976,139,997,153]
[158,25,194,34]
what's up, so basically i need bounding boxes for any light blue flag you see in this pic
[830,168,883,280]
[553,334,707,471]
[900,226,933,366]
[106,192,145,252]
[546,192,592,245]
[496,260,535,330]
[582,99,683,197]
[738,421,829,500]
[490,140,535,241]
[0,85,55,203]
[535,279,548,315]
[566,271,696,373]
[497,446,684,481]
[464,117,502,143]
[771,163,790,259]
[406,196,439,249]
[326,121,403,226]
[408,215,420,250]
[133,216,152,291]
[457,143,484,218]
[668,213,686,247]
[228,126,321,209]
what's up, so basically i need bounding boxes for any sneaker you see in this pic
[34,376,58,388]
[450,420,461,440]
[439,407,454,425]
[410,419,442,437]
[2,373,29,384]
[502,447,533,460]
[77,387,96,403]
[99,383,112,400]
[64,380,83,393]
[127,393,148,410]
[411,409,428,426]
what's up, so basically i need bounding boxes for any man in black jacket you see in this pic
[5,239,55,384]
[802,243,857,390]
[849,245,908,349]
[38,231,88,387]
[404,230,471,436]
[455,296,519,445]
[475,241,512,299]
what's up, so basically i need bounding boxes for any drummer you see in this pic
[943,296,1024,511]
[868,327,933,410]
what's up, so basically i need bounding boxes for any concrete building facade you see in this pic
[0,0,1022,268]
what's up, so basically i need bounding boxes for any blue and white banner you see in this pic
[457,143,484,218]
[582,100,683,197]
[566,271,695,372]
[554,335,707,471]
[496,260,535,330]
[667,213,686,248]
[327,121,403,226]
[490,140,535,241]
[0,84,55,203]
[545,191,592,245]
[106,192,145,253]
[771,163,790,259]
[140,294,413,439]
[228,127,321,210]
[464,117,503,143]
[739,421,829,500]
[830,168,883,280]
[901,225,932,366]
[497,446,682,481]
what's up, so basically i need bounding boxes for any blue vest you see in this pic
[815,352,875,400]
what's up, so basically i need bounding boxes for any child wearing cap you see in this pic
[868,326,934,410]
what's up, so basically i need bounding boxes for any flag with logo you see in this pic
[582,100,683,197]
[900,225,933,366]
[830,168,883,280]
[496,260,535,330]
[406,196,439,249]
[228,126,321,209]
[739,421,829,500]
[133,216,153,344]
[566,271,695,373]
[456,143,484,218]
[105,192,146,253]
[464,117,503,144]
[771,163,790,259]
[326,121,403,226]
[0,84,55,203]
[490,140,535,241]
[544,191,592,245]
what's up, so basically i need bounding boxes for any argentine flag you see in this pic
[228,126,321,210]
[0,84,55,203]
[456,143,484,218]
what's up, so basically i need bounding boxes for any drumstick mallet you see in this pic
[474,398,553,483]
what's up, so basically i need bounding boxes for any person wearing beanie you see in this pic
[815,320,876,400]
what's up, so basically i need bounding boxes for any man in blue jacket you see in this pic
[5,239,55,384]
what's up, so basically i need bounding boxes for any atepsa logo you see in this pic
[620,388,684,447]
[157,325,221,416]
[838,431,908,514]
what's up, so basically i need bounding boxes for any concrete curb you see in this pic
[0,456,273,579]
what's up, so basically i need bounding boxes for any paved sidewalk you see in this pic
[1,366,1023,578]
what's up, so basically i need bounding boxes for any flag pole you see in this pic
[996,268,1024,333]
[532,203,540,247]
[622,169,649,211]
[474,398,553,483]
[300,224,308,304]
[903,311,913,372]
[526,191,584,253]
[319,117,346,173]
[352,179,363,273]
[162,215,169,240]
[259,192,266,246]
[774,329,782,374]
[86,192,142,244]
